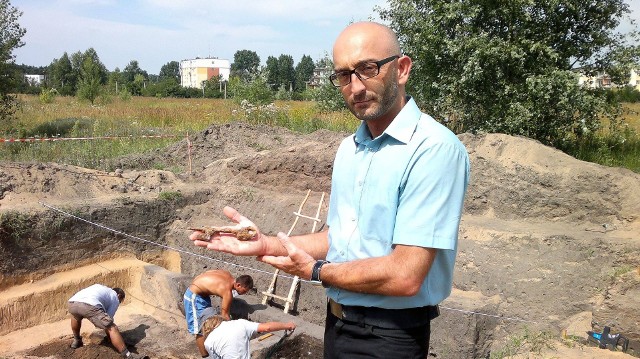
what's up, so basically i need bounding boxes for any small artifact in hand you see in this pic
[189,225,258,241]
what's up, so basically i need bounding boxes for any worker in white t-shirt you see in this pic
[200,315,295,359]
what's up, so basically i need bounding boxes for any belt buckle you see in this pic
[329,298,343,319]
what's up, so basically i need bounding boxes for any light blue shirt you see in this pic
[326,97,470,308]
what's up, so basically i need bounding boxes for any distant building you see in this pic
[577,69,640,90]
[306,66,332,89]
[24,74,45,86]
[180,58,230,89]
[628,69,640,91]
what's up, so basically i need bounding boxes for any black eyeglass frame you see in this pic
[329,55,401,87]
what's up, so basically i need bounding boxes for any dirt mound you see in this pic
[1,122,639,358]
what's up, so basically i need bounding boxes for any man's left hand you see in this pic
[258,233,315,280]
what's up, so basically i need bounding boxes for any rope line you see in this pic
[39,201,304,283]
[1,135,177,143]
[39,202,539,325]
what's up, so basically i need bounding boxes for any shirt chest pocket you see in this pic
[353,155,406,248]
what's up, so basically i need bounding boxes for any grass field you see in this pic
[1,95,639,172]
[620,102,640,131]
[0,95,356,170]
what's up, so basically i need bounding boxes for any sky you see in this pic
[10,0,386,75]
[10,0,640,75]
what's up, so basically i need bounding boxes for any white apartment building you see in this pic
[180,58,230,88]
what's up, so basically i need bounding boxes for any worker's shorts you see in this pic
[183,288,212,335]
[68,301,114,329]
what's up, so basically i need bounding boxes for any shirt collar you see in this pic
[353,96,420,145]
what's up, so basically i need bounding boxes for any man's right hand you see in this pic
[190,206,270,256]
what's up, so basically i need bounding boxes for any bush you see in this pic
[119,88,132,101]
[27,117,95,138]
[39,88,58,104]
[0,94,21,130]
[613,86,640,103]
[230,76,274,105]
[311,82,345,112]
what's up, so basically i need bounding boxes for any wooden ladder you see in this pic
[261,189,325,313]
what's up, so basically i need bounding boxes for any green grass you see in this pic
[608,265,634,279]
[3,95,640,173]
[559,122,640,173]
[0,95,356,170]
[158,191,183,201]
[0,211,32,241]
[490,328,556,359]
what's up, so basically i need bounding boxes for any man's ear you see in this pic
[397,55,412,86]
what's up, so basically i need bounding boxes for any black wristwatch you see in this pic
[310,260,329,287]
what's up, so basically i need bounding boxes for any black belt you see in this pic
[328,298,439,329]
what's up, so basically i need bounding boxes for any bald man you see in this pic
[191,22,470,358]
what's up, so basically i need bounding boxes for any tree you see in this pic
[277,54,295,92]
[295,54,315,92]
[69,50,84,90]
[229,72,274,105]
[231,50,260,81]
[0,0,26,126]
[48,53,76,95]
[108,67,125,93]
[311,56,345,111]
[82,48,108,83]
[76,49,107,104]
[379,0,640,146]
[203,75,224,98]
[123,60,148,93]
[265,56,279,90]
[159,61,180,83]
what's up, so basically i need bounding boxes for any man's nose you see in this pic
[348,72,367,92]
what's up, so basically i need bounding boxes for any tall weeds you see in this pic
[559,103,640,173]
[2,95,638,173]
[0,95,356,170]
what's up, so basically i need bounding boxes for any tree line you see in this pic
[2,0,640,149]
[11,47,326,103]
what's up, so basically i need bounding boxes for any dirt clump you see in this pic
[252,333,324,359]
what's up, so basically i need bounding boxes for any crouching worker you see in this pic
[67,284,146,359]
[184,270,254,357]
[201,315,296,359]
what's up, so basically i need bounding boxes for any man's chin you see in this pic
[349,105,377,121]
[356,111,383,122]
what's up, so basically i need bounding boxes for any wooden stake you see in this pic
[186,132,193,175]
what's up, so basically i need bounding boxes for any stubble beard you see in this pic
[349,74,399,123]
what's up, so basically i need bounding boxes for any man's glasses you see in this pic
[329,55,400,87]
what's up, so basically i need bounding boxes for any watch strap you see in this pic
[311,260,329,283]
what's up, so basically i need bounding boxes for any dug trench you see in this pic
[1,122,639,358]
